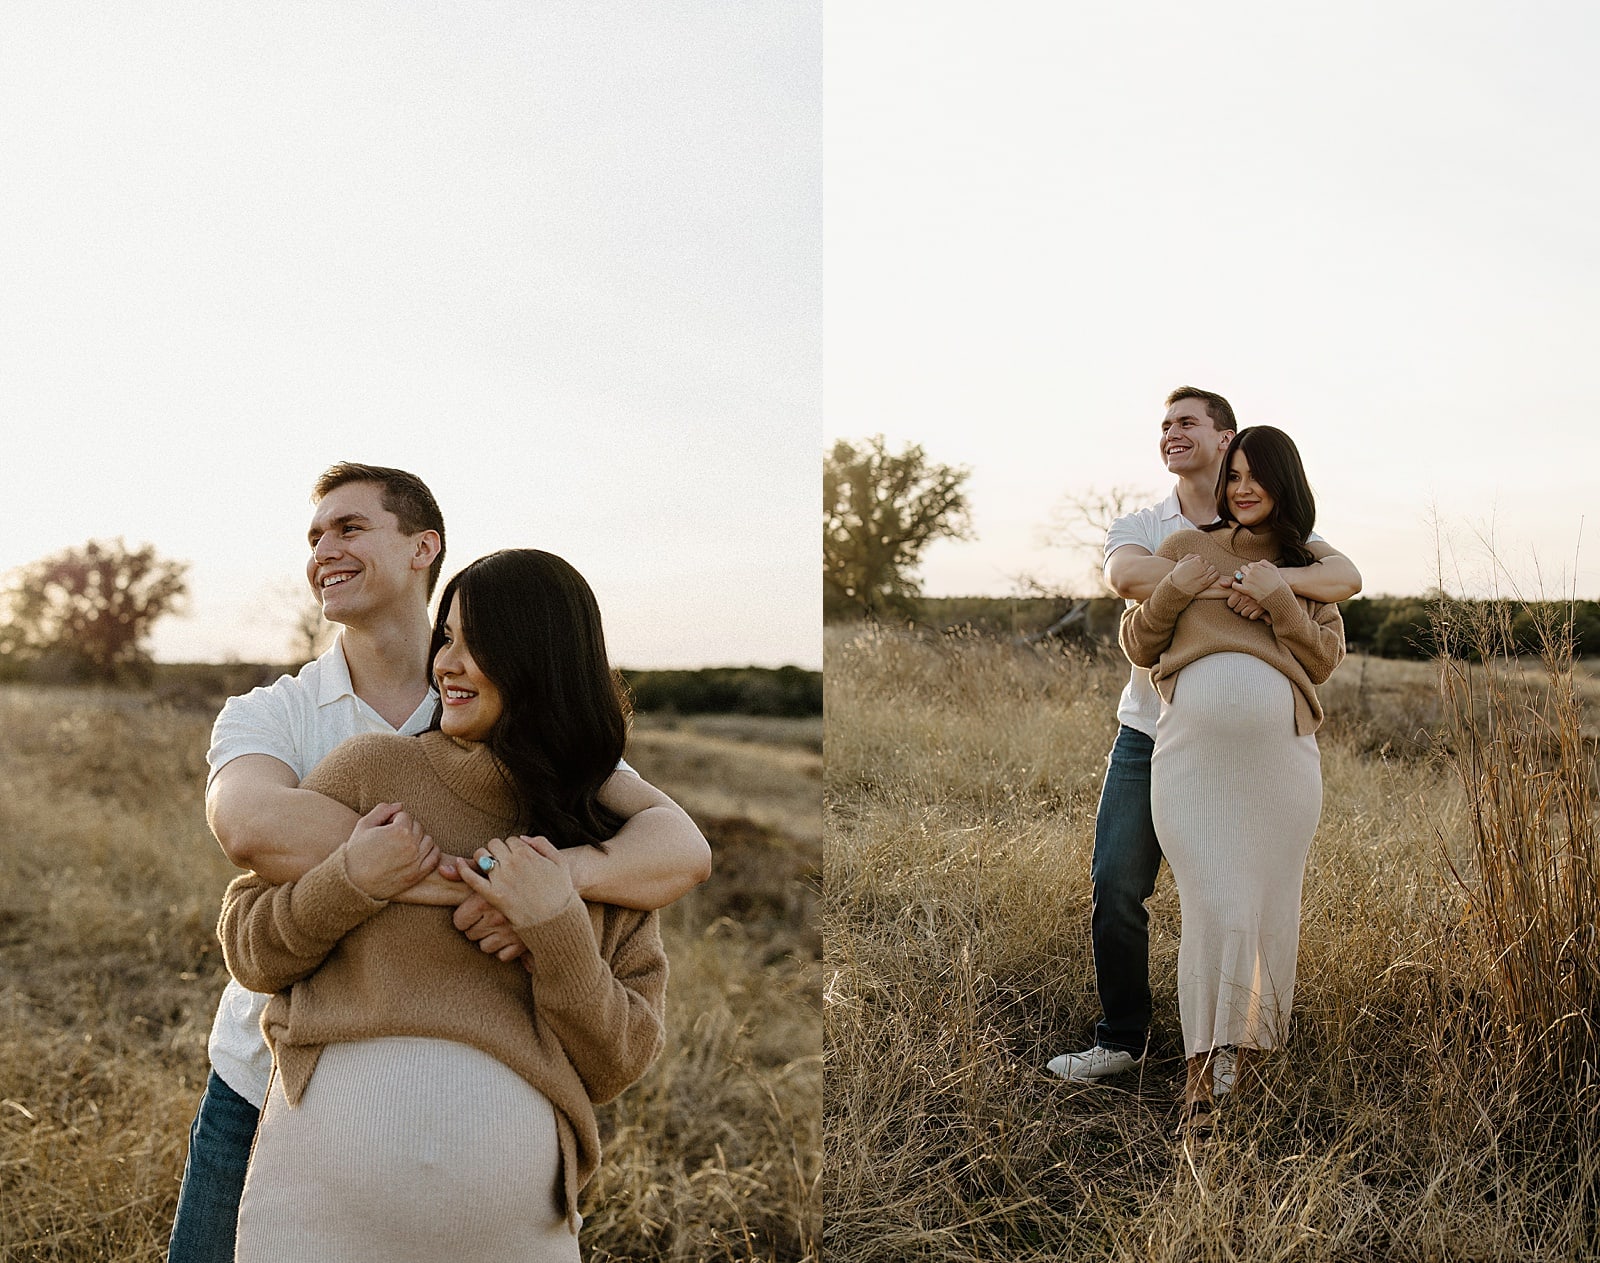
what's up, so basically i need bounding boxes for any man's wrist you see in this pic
[558,845,598,900]
[1278,565,1317,596]
[391,870,471,907]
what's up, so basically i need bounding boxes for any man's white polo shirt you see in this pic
[1103,489,1323,739]
[204,638,437,1108]
[1103,490,1204,739]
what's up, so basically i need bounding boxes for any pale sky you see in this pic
[4,3,820,669]
[825,2,1598,603]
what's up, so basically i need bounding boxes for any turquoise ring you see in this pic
[476,855,497,874]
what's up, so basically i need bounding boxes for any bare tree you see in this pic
[1036,484,1152,595]
[289,597,335,663]
[267,579,336,664]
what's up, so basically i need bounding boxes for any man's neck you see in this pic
[1175,469,1222,526]
[338,612,435,728]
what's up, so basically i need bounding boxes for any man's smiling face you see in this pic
[305,481,425,626]
[1159,397,1232,477]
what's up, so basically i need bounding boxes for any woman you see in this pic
[219,549,667,1261]
[1118,426,1344,1127]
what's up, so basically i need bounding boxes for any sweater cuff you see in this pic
[292,846,389,938]
[1260,583,1304,625]
[1145,573,1194,623]
[513,895,609,1006]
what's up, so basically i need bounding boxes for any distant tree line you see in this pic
[1,652,822,719]
[841,594,1600,660]
[620,666,822,717]
[1340,596,1600,659]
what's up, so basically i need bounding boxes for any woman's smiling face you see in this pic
[433,595,504,742]
[1226,449,1275,528]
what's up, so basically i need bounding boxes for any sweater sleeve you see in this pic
[217,848,389,992]
[1260,586,1346,684]
[512,897,667,1105]
[217,740,389,993]
[1118,572,1196,667]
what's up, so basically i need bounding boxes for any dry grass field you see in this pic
[0,688,820,1263]
[824,623,1599,1262]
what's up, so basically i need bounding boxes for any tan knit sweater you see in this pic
[1118,527,1345,735]
[217,730,667,1230]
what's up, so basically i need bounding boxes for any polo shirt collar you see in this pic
[315,636,359,709]
[1164,485,1220,530]
[316,635,439,732]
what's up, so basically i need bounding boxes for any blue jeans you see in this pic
[167,1071,259,1263]
[1088,725,1163,1054]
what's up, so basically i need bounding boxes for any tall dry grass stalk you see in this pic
[825,623,1599,1262]
[1434,598,1600,1095]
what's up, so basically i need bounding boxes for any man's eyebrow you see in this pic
[308,513,369,544]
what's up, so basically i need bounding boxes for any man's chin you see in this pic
[317,598,356,628]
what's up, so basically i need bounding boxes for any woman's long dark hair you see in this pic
[426,549,630,850]
[1202,426,1318,568]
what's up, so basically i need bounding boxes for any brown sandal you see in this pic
[1175,1098,1216,1137]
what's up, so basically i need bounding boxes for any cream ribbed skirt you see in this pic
[235,1037,576,1263]
[1150,653,1322,1058]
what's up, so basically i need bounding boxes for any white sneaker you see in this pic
[1046,1045,1143,1081]
[1211,1047,1236,1098]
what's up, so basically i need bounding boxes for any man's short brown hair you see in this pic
[312,463,447,596]
[1164,386,1237,434]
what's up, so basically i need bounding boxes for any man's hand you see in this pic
[1169,553,1221,597]
[343,803,440,900]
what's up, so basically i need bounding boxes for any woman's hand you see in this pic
[457,834,577,933]
[343,803,441,900]
[1232,560,1289,603]
[1169,553,1221,597]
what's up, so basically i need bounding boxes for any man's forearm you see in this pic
[1105,552,1173,602]
[1281,554,1362,604]
[1108,552,1231,603]
[567,803,711,910]
[394,869,472,907]
[209,784,360,884]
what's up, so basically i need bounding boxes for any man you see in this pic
[1046,388,1360,1083]
[167,463,711,1263]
